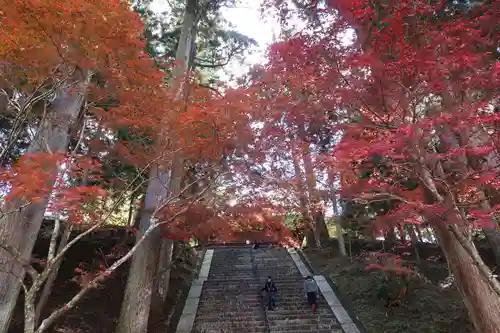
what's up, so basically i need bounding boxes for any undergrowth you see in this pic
[305,248,474,333]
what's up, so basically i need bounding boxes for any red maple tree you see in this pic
[252,0,500,331]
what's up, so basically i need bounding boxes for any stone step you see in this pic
[256,266,300,269]
[264,306,334,313]
[268,320,339,327]
[194,318,266,324]
[267,299,331,305]
[207,274,256,279]
[191,325,270,333]
[195,313,264,321]
[266,312,336,319]
[194,324,267,329]
[197,304,263,310]
[196,308,262,314]
[200,290,263,296]
[268,327,343,333]
[197,303,262,311]
[198,298,330,306]
[267,319,340,326]
[198,296,263,302]
[267,312,337,318]
[209,264,253,268]
[202,278,259,283]
[202,283,261,289]
[200,290,262,295]
[256,267,298,270]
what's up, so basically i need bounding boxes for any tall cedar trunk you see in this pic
[115,1,197,332]
[385,227,397,244]
[127,192,138,227]
[0,69,87,333]
[397,224,406,243]
[151,153,186,313]
[291,146,316,248]
[149,0,197,313]
[151,152,186,312]
[415,225,424,243]
[115,167,167,333]
[151,239,174,320]
[482,226,500,267]
[331,194,347,256]
[301,140,329,246]
[407,225,420,263]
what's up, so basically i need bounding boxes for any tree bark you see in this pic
[439,110,500,266]
[397,224,406,243]
[301,141,329,246]
[291,146,316,248]
[482,227,500,267]
[0,68,88,333]
[115,167,167,333]
[150,239,174,318]
[331,194,346,256]
[433,221,500,333]
[415,225,424,243]
[419,159,500,332]
[408,225,420,263]
[385,227,397,244]
[115,1,198,332]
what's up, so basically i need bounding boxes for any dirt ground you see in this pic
[304,241,484,333]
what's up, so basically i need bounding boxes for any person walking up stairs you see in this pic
[261,276,278,310]
[304,275,319,313]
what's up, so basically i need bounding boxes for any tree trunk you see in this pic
[115,168,167,333]
[442,116,500,266]
[0,69,88,333]
[301,141,329,246]
[419,157,500,333]
[415,225,424,243]
[305,230,317,249]
[385,227,397,244]
[150,239,174,318]
[407,225,420,263]
[115,1,197,332]
[151,147,187,313]
[335,219,347,257]
[397,224,406,243]
[433,221,500,333]
[127,192,139,227]
[331,194,346,256]
[482,228,500,268]
[291,145,316,248]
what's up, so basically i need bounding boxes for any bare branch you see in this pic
[35,175,219,333]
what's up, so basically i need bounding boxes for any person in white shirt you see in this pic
[304,276,319,312]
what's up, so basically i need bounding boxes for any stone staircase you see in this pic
[181,246,351,333]
[191,247,268,333]
[254,248,343,333]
